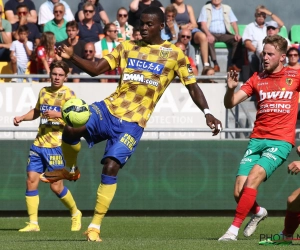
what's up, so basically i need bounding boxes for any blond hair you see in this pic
[263,35,288,54]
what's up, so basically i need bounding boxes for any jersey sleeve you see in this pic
[35,88,43,111]
[65,88,76,101]
[174,49,196,86]
[240,72,257,96]
[103,42,122,70]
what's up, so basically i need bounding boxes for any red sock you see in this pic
[250,201,260,214]
[232,187,257,228]
[282,210,300,236]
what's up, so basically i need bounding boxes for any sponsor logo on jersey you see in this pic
[187,64,193,73]
[40,118,48,124]
[123,73,159,87]
[40,104,61,113]
[260,103,291,109]
[258,82,268,86]
[159,47,172,51]
[259,90,293,101]
[285,69,298,77]
[127,58,164,74]
[159,50,170,59]
[286,78,293,86]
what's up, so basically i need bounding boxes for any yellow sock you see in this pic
[59,190,78,215]
[61,141,81,168]
[91,183,117,226]
[26,195,39,223]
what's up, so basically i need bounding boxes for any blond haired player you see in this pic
[219,35,300,242]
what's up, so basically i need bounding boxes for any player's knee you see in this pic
[233,191,240,202]
[102,158,121,176]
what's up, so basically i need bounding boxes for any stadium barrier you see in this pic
[0,82,227,140]
[0,74,227,80]
[1,140,299,211]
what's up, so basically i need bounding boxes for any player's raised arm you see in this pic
[56,44,111,77]
[186,83,222,136]
[224,70,249,109]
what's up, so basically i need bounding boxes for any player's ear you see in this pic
[160,22,165,31]
[280,53,286,63]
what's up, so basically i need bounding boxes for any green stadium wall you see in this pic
[1,140,300,211]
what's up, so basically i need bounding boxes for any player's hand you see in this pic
[44,110,61,119]
[296,146,300,156]
[205,114,222,136]
[56,43,73,60]
[288,161,300,175]
[227,70,239,89]
[13,116,23,126]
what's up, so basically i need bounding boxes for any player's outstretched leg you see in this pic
[85,174,117,242]
[52,184,82,231]
[40,127,83,183]
[218,187,257,241]
[19,190,40,232]
[40,166,81,183]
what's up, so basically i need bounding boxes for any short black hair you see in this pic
[66,20,78,30]
[17,4,29,11]
[18,25,29,33]
[141,6,164,23]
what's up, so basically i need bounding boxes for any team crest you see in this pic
[286,78,293,86]
[159,50,170,59]
[57,92,64,99]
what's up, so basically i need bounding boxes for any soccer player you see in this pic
[259,147,300,245]
[42,6,222,242]
[218,35,300,241]
[13,60,82,232]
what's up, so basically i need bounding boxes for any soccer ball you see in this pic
[62,98,91,128]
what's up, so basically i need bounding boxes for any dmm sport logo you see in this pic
[259,90,293,101]
[127,58,164,74]
[123,73,159,87]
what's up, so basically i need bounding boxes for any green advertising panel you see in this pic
[1,140,299,211]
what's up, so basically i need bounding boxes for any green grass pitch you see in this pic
[0,216,299,250]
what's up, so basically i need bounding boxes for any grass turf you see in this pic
[0,216,298,249]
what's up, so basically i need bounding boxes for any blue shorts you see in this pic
[84,101,144,167]
[27,144,65,173]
